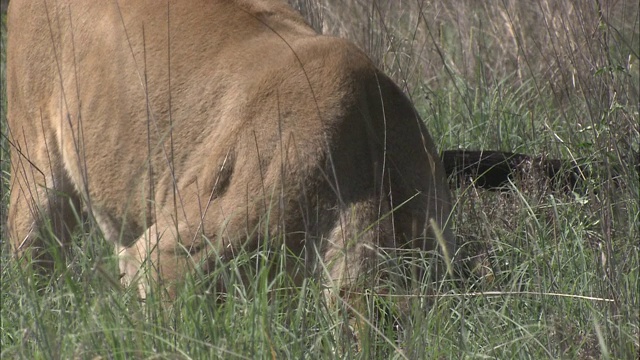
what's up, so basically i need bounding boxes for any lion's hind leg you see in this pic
[7,137,82,275]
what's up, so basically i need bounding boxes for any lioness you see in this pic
[6,0,454,302]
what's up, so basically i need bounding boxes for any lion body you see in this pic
[7,0,453,297]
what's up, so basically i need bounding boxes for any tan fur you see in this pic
[7,0,454,300]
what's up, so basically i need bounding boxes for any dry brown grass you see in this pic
[291,0,638,154]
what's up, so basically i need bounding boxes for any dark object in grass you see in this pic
[442,149,640,192]
[441,150,588,192]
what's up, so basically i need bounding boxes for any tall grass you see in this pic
[1,5,8,231]
[2,1,639,359]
